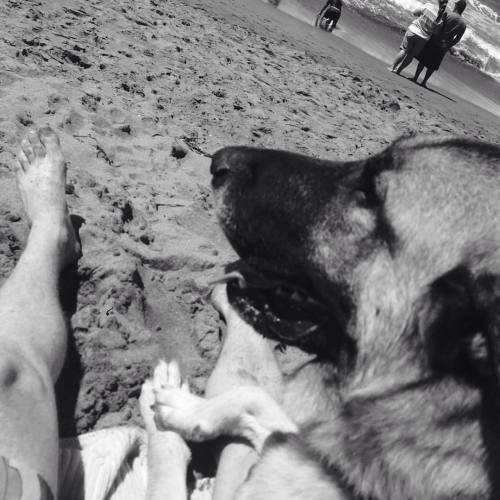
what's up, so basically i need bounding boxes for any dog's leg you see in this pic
[154,370,297,448]
[151,285,287,499]
[206,284,286,500]
[235,434,350,500]
[231,365,347,500]
[151,289,348,499]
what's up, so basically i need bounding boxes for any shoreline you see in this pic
[278,0,500,118]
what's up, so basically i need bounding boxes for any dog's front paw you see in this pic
[152,360,215,442]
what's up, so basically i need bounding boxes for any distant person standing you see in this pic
[413,0,467,87]
[391,0,448,74]
[315,0,342,30]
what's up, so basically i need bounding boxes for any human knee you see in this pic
[0,351,51,401]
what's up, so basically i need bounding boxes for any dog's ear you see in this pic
[417,267,500,383]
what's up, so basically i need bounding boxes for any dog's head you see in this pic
[211,136,500,386]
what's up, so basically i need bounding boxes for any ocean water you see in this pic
[342,0,500,82]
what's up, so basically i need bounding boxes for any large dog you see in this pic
[153,135,500,499]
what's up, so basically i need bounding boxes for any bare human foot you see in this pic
[16,127,80,269]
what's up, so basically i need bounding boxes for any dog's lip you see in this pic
[211,266,333,354]
[225,278,331,354]
[211,269,325,310]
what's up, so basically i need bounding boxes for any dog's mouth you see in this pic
[213,269,335,355]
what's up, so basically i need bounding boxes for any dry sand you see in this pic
[0,0,499,440]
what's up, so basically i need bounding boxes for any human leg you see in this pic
[412,61,425,82]
[0,127,80,495]
[391,49,406,72]
[392,30,413,72]
[421,68,435,87]
[315,6,326,27]
[395,52,415,75]
[394,32,425,74]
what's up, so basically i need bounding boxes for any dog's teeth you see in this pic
[304,325,319,334]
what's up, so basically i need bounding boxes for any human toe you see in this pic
[20,136,34,163]
[16,151,29,172]
[27,129,45,158]
[38,126,61,153]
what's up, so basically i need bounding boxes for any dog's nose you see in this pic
[210,147,238,179]
[211,147,252,189]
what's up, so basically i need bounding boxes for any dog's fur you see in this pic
[158,136,500,499]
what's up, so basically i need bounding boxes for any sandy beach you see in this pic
[0,0,499,440]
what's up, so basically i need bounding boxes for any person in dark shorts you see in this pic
[413,0,467,87]
[315,0,342,29]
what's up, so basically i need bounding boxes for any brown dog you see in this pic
[153,135,500,499]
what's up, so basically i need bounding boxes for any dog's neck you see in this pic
[313,252,492,499]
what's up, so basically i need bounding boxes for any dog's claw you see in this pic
[167,359,182,388]
[153,359,169,391]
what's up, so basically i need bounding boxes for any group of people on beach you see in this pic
[315,0,467,89]
[392,0,467,87]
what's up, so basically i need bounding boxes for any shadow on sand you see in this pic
[404,74,457,102]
